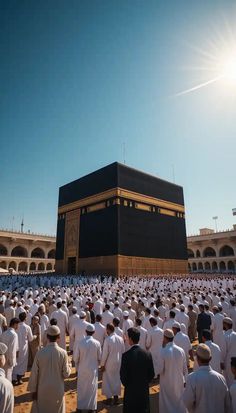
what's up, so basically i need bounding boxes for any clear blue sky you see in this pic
[0,0,236,236]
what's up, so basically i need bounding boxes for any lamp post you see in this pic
[212,216,218,232]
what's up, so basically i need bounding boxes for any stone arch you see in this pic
[212,261,218,271]
[203,247,216,257]
[228,261,235,272]
[46,263,52,271]
[204,262,211,271]
[11,246,28,257]
[29,262,36,271]
[0,244,8,256]
[31,248,45,259]
[219,261,226,271]
[198,262,203,271]
[192,262,197,271]
[8,261,17,271]
[196,249,201,258]
[0,261,7,269]
[18,262,28,272]
[219,245,234,257]
[187,249,194,258]
[38,262,45,271]
[48,249,55,259]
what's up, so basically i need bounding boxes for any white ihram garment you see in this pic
[230,380,236,413]
[101,310,114,326]
[159,342,187,413]
[122,319,134,350]
[0,368,14,413]
[68,314,80,350]
[40,314,49,335]
[176,312,190,331]
[50,309,68,349]
[4,307,15,327]
[13,322,33,378]
[101,333,125,397]
[136,325,147,350]
[193,340,221,373]
[183,365,230,413]
[70,318,89,352]
[73,336,101,410]
[211,313,225,351]
[224,329,236,386]
[174,331,192,367]
[0,328,19,381]
[93,299,104,316]
[93,322,106,347]
[146,326,163,377]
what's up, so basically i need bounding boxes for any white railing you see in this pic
[0,228,55,238]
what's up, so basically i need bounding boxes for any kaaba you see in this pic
[55,162,188,276]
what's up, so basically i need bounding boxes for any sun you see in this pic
[175,17,236,97]
[221,53,236,84]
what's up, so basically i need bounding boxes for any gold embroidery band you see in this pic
[58,187,185,215]
[159,208,176,217]
[87,202,106,213]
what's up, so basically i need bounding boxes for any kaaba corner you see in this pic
[55,162,188,276]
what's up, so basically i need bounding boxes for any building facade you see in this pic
[0,229,56,273]
[2,224,235,275]
[187,226,236,273]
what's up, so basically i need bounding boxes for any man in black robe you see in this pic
[120,327,154,413]
[197,304,211,343]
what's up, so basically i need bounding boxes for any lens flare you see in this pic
[174,18,236,97]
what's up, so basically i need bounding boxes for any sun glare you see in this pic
[221,54,236,83]
[175,18,236,97]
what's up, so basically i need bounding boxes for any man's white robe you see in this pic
[73,336,101,410]
[50,309,68,349]
[136,325,147,350]
[93,322,106,348]
[211,313,225,351]
[70,318,89,352]
[0,328,19,381]
[159,342,187,413]
[183,366,230,413]
[13,322,33,378]
[122,318,134,350]
[0,368,14,413]
[4,307,15,327]
[174,331,192,367]
[101,332,125,398]
[230,379,236,413]
[28,342,71,413]
[224,329,236,386]
[193,340,221,373]
[146,326,163,377]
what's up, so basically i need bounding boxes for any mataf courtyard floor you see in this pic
[14,363,160,413]
[14,338,197,413]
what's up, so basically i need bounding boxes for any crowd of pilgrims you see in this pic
[0,273,236,413]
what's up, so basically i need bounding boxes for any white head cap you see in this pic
[0,342,8,355]
[80,311,86,318]
[172,322,181,329]
[86,324,95,333]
